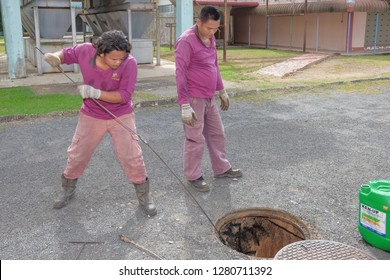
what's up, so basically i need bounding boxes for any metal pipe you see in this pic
[265,0,269,49]
[70,6,78,73]
[33,6,42,75]
[248,15,251,47]
[267,16,270,49]
[156,5,161,66]
[316,14,320,52]
[374,13,379,54]
[223,0,227,62]
[303,0,308,52]
[289,16,293,49]
[127,9,132,45]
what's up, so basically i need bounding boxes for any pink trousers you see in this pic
[63,112,147,184]
[183,97,231,181]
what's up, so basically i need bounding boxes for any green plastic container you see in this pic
[358,180,390,251]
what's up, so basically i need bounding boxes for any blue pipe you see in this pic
[175,0,193,40]
[346,12,351,54]
[267,16,270,49]
[373,14,379,54]
[0,0,26,78]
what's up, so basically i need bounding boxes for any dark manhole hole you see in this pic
[215,208,311,259]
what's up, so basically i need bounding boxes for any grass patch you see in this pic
[0,87,82,116]
[0,86,171,116]
[158,45,175,61]
[336,79,388,94]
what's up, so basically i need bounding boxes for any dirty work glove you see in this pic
[218,89,230,111]
[44,53,61,68]
[78,85,101,99]
[181,104,197,126]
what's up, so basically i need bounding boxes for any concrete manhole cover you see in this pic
[215,208,311,259]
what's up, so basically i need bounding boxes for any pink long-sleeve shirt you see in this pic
[62,43,137,119]
[174,25,224,105]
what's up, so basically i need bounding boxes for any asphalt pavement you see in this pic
[1,58,390,261]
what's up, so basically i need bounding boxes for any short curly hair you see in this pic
[93,30,132,55]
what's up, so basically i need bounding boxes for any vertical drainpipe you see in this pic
[316,14,319,52]
[289,16,293,49]
[346,0,355,54]
[346,12,354,54]
[156,4,161,66]
[373,14,379,54]
[248,15,251,46]
[223,0,227,62]
[267,16,270,49]
[127,9,132,45]
[265,0,269,49]
[346,12,351,54]
[70,4,78,73]
[303,0,307,52]
[33,6,42,75]
[1,0,26,79]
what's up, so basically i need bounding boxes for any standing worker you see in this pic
[174,6,242,192]
[44,30,157,216]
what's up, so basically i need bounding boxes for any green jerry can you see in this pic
[358,180,390,251]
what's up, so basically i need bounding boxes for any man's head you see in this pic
[93,30,132,69]
[196,6,221,40]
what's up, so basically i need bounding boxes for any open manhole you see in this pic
[215,208,311,259]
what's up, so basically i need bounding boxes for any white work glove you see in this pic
[78,85,101,99]
[181,104,197,126]
[44,53,61,68]
[218,89,230,111]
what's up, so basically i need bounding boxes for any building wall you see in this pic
[364,12,390,51]
[233,13,251,45]
[315,13,347,52]
[232,10,358,52]
[249,13,266,46]
[352,12,367,50]
[269,16,300,48]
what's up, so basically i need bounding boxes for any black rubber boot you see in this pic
[134,178,157,216]
[53,174,77,209]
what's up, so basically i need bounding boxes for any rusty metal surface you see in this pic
[274,240,377,260]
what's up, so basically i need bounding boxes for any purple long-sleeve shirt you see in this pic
[174,25,224,105]
[62,43,137,119]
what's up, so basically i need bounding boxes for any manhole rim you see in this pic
[214,207,312,259]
